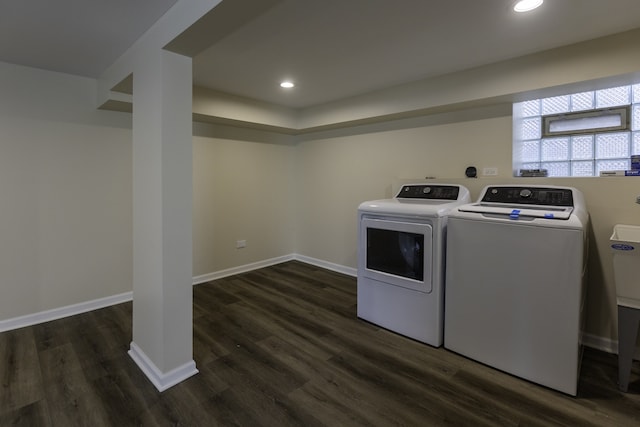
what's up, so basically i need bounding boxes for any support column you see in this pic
[128,48,197,391]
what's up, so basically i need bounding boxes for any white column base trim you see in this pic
[128,342,199,392]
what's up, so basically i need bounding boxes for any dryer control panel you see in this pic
[396,185,460,200]
[481,186,574,207]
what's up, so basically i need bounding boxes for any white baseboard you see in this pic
[192,254,295,285]
[583,332,640,360]
[0,291,133,333]
[128,342,199,392]
[5,255,635,362]
[583,332,617,354]
[1,256,299,332]
[293,253,357,277]
[191,254,356,286]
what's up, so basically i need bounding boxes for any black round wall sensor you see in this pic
[465,166,477,178]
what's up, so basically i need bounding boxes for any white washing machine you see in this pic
[357,183,470,347]
[444,185,589,396]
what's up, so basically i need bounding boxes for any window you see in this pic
[513,84,640,177]
[543,107,629,137]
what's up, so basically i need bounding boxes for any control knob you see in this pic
[520,189,532,198]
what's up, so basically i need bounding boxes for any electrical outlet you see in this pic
[482,167,498,176]
[236,240,247,249]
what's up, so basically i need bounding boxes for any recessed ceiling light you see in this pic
[280,81,295,88]
[514,0,543,12]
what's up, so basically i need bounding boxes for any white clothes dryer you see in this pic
[444,185,589,396]
[357,183,470,347]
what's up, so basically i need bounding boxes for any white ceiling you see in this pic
[2,0,640,109]
[0,0,178,77]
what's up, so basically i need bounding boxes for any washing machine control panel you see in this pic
[481,186,574,206]
[396,185,460,200]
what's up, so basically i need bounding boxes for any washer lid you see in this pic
[458,203,573,220]
[479,186,574,207]
[458,185,581,220]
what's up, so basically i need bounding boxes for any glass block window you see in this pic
[518,141,539,164]
[521,100,541,117]
[572,161,594,177]
[634,84,640,103]
[633,104,640,131]
[571,92,594,111]
[542,96,570,115]
[596,86,630,108]
[513,83,640,177]
[634,131,640,154]
[541,138,569,161]
[595,132,629,158]
[596,159,630,175]
[541,162,570,177]
[571,135,594,159]
[521,117,542,140]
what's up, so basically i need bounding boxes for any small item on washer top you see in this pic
[509,209,521,219]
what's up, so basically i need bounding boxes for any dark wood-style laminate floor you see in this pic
[1,261,639,426]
